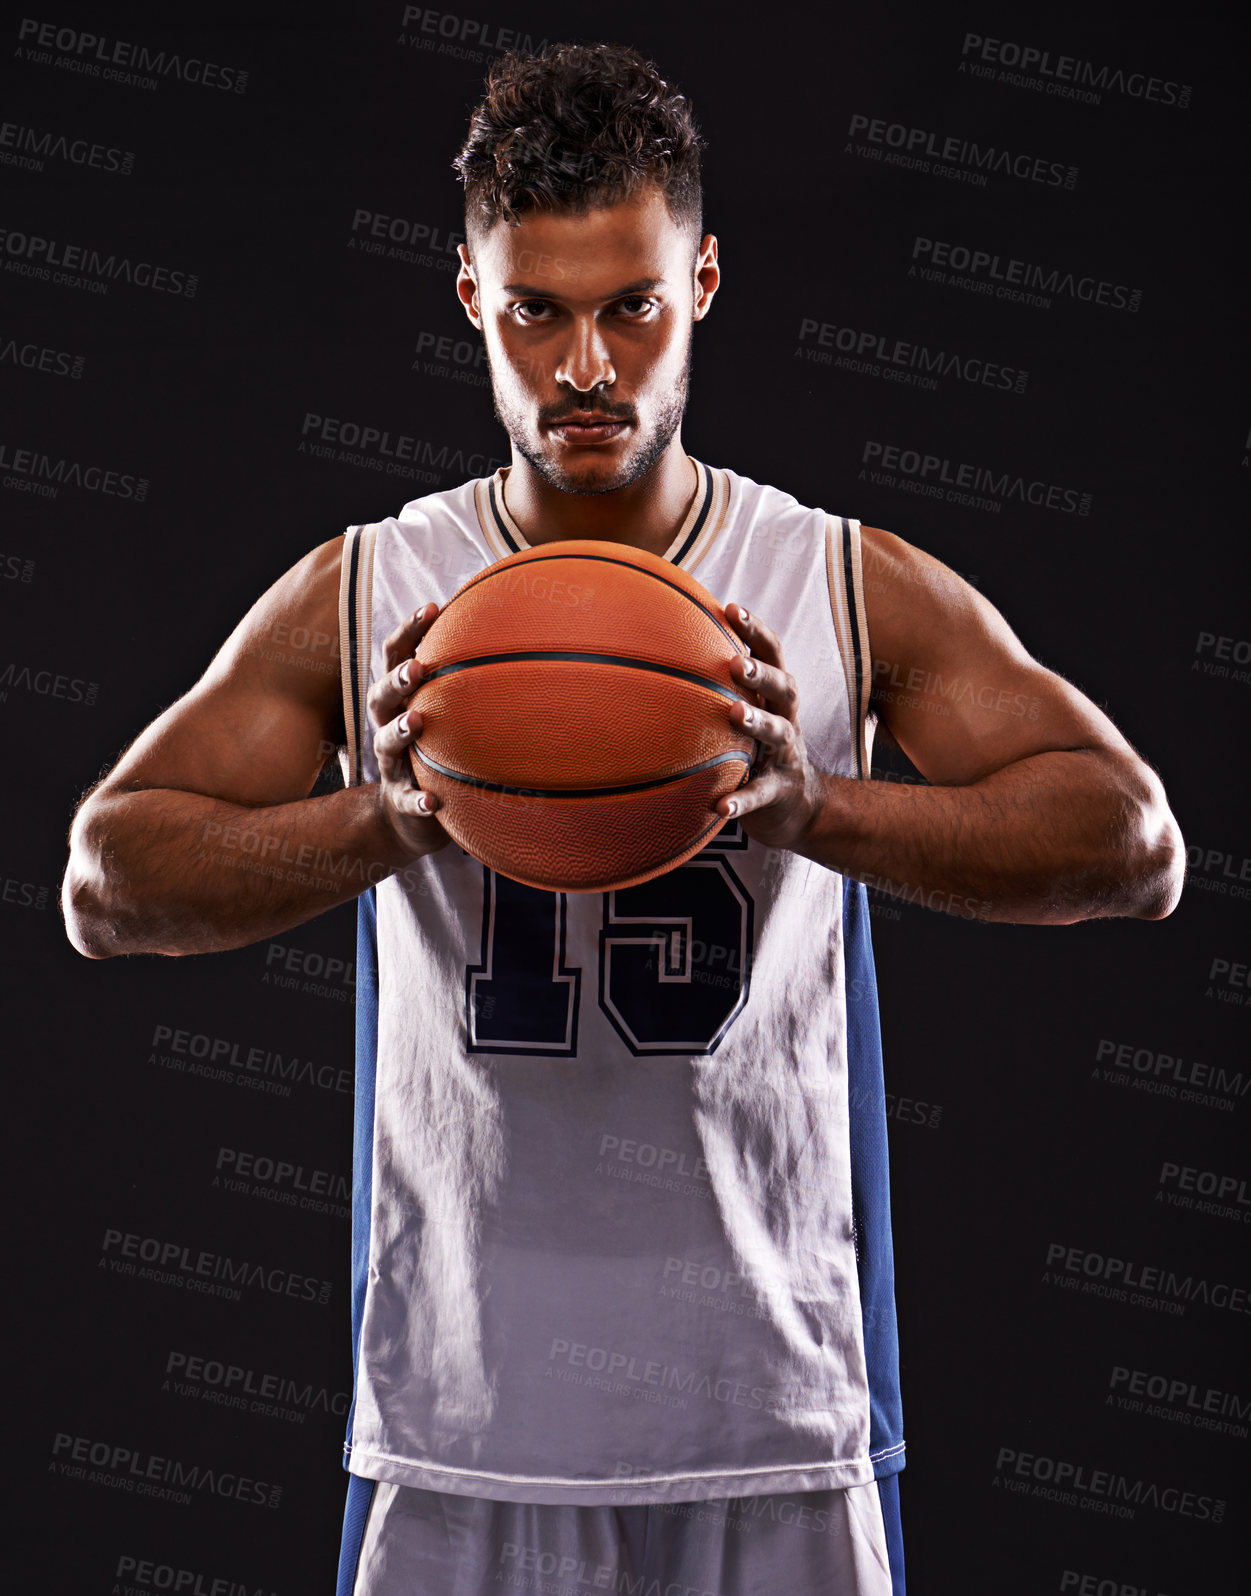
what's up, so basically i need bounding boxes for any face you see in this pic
[456,187,718,495]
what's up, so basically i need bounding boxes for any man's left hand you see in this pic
[717,604,827,852]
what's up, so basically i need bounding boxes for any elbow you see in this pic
[62,799,130,958]
[61,867,121,958]
[1123,775,1186,921]
[1135,823,1186,920]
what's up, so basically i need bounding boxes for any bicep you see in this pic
[861,526,1132,786]
[101,536,347,807]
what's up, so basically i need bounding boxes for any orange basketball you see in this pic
[405,540,758,892]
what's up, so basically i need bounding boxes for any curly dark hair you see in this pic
[453,42,704,251]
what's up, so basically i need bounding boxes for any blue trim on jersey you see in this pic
[843,876,906,1479]
[335,1473,377,1595]
[345,886,380,1468]
[876,1472,907,1593]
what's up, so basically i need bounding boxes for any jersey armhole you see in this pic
[338,523,378,789]
[825,516,874,779]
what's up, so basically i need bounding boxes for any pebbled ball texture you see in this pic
[406,540,758,892]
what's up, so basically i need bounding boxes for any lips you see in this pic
[547,414,630,443]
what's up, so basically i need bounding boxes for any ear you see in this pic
[456,245,482,329]
[693,233,719,321]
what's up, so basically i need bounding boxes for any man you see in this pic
[62,41,1184,1596]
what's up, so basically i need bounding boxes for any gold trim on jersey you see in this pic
[825,516,873,781]
[672,461,730,576]
[338,522,378,789]
[473,459,730,572]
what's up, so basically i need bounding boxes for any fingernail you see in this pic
[725,799,738,817]
[398,714,410,738]
[741,707,755,728]
[398,662,410,689]
[738,607,750,624]
[742,657,757,679]
[416,793,430,813]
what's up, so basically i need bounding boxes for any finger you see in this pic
[392,782,441,818]
[730,654,799,718]
[725,603,785,669]
[373,721,443,817]
[718,766,787,819]
[381,602,439,672]
[732,701,798,759]
[373,708,425,775]
[368,653,426,727]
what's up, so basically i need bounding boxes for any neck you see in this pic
[502,440,697,559]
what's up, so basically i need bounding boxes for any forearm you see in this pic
[63,783,416,958]
[797,747,1184,925]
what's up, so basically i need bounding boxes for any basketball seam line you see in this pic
[410,746,751,798]
[432,552,747,656]
[421,651,748,702]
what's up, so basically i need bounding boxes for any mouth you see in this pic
[545,412,632,444]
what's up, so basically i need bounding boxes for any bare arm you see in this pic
[62,537,447,958]
[718,527,1185,924]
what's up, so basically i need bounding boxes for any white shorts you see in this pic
[344,1476,902,1596]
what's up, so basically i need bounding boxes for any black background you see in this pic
[3,1,1247,1590]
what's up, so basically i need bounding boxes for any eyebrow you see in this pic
[500,275,667,298]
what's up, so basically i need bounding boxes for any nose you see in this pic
[554,314,615,394]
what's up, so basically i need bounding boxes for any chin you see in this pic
[541,452,638,497]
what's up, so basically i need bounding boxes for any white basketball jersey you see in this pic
[335,460,905,1506]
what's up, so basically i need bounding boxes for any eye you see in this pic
[513,299,553,321]
[617,296,654,316]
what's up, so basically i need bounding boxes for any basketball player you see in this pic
[62,42,1184,1596]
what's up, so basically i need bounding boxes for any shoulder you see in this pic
[860,523,967,603]
[393,474,486,531]
[715,462,817,519]
[858,523,1001,649]
[713,463,873,541]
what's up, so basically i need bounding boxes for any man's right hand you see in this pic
[62,536,451,959]
[368,602,451,861]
